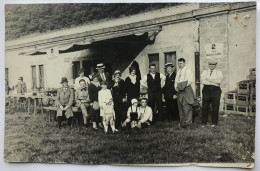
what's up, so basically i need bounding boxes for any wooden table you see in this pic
[6,94,56,115]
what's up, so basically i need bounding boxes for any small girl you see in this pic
[102,98,116,133]
[122,98,140,129]
[98,81,117,133]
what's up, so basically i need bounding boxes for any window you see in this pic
[73,61,80,79]
[31,65,37,89]
[164,52,176,65]
[148,53,159,72]
[39,65,45,88]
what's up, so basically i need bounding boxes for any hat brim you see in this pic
[165,65,174,68]
[96,66,105,70]
[60,81,68,84]
[208,63,217,65]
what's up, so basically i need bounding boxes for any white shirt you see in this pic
[74,76,90,90]
[98,89,113,117]
[98,89,113,108]
[139,106,153,123]
[201,69,223,87]
[100,73,106,81]
[174,66,194,90]
[141,72,166,88]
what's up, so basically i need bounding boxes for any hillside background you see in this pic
[5,3,180,41]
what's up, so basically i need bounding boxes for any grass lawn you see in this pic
[4,111,255,165]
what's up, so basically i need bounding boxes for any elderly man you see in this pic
[201,58,223,127]
[141,64,165,122]
[96,63,111,88]
[15,76,27,94]
[163,63,179,122]
[75,79,90,127]
[174,58,195,128]
[56,77,74,129]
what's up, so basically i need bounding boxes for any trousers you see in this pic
[148,91,163,122]
[202,85,222,125]
[177,95,193,126]
[165,99,179,121]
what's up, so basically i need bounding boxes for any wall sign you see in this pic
[204,43,224,58]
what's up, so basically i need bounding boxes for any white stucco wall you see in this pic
[228,9,256,90]
[121,21,197,91]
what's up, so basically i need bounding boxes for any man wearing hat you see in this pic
[15,76,27,94]
[74,68,90,90]
[201,58,223,127]
[96,63,111,88]
[56,77,74,128]
[163,63,179,122]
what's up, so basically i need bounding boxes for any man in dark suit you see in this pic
[96,63,111,89]
[163,63,179,122]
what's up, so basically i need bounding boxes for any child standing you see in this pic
[102,98,116,133]
[98,81,117,133]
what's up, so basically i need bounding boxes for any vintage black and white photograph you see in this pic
[3,1,256,168]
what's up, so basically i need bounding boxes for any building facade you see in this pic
[5,2,256,106]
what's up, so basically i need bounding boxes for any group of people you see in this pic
[9,56,223,132]
[56,57,223,133]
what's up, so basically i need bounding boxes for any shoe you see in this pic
[98,123,103,128]
[93,126,98,130]
[211,125,216,128]
[114,129,119,132]
[201,125,206,128]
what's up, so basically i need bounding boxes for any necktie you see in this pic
[178,69,182,82]
[210,70,213,76]
[103,73,106,81]
[101,73,106,81]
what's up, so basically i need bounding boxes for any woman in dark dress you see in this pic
[125,66,140,104]
[111,70,126,130]
[88,74,102,129]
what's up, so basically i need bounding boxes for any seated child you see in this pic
[122,98,140,129]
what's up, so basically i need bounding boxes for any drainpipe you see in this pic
[194,19,201,97]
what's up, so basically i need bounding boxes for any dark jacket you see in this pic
[88,83,102,103]
[163,72,177,101]
[147,72,161,93]
[124,76,140,101]
[112,79,125,102]
[97,72,111,85]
